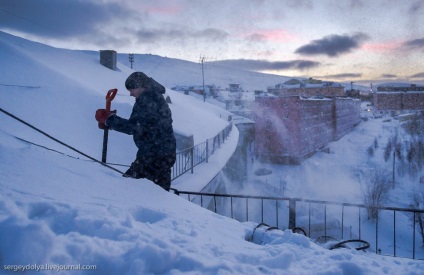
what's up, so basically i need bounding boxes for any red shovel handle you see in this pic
[101,88,118,163]
[105,88,118,110]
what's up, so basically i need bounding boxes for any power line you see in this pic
[0,107,125,175]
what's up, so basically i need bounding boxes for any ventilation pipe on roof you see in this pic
[100,50,117,71]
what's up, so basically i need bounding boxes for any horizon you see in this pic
[1,0,424,86]
[1,29,423,90]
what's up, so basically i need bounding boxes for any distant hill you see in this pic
[114,53,294,93]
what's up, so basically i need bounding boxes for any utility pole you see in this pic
[129,53,134,69]
[200,56,206,102]
[390,133,398,189]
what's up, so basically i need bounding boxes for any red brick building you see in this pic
[254,95,360,164]
[268,80,345,98]
[333,98,362,140]
[374,91,424,111]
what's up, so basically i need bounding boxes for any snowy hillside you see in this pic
[1,31,423,274]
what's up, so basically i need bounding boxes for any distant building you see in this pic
[171,85,219,97]
[254,90,264,96]
[377,84,424,92]
[374,84,424,111]
[268,78,345,98]
[229,84,242,93]
[254,95,360,164]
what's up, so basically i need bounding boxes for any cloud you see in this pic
[246,33,266,42]
[403,38,424,49]
[143,3,183,15]
[408,1,424,14]
[196,28,229,40]
[349,0,365,9]
[322,73,362,79]
[381,74,397,78]
[135,27,228,44]
[246,29,297,43]
[295,33,369,57]
[211,59,320,71]
[0,0,129,39]
[286,0,313,9]
[411,72,424,78]
[362,41,402,53]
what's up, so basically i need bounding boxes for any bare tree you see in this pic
[374,137,379,149]
[361,169,392,221]
[367,145,374,157]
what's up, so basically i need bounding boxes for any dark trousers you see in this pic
[123,153,176,191]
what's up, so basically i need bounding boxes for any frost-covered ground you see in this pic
[1,31,424,274]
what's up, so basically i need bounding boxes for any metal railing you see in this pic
[0,107,233,182]
[172,189,424,260]
[171,123,233,180]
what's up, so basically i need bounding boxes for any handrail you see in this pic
[172,189,424,260]
[173,190,424,213]
[171,122,232,180]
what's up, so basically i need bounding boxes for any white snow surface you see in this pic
[0,31,423,274]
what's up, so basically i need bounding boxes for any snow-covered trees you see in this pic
[361,169,392,221]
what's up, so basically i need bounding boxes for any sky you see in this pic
[1,29,424,274]
[1,0,424,86]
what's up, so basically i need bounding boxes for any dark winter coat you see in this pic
[103,76,175,191]
[106,80,176,160]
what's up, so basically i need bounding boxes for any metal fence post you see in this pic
[413,212,416,259]
[393,210,396,257]
[190,147,194,174]
[376,213,379,254]
[206,139,209,163]
[289,199,296,230]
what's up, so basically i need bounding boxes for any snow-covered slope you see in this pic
[0,31,231,163]
[0,31,423,274]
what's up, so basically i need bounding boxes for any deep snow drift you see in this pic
[1,31,423,274]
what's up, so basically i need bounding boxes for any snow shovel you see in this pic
[101,88,117,163]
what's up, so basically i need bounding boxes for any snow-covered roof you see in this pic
[274,82,343,89]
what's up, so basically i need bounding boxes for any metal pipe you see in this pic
[413,212,416,259]
[394,210,396,257]
[342,205,344,240]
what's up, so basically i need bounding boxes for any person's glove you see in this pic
[95,109,116,128]
[98,122,106,129]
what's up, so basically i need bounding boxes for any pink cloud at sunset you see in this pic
[361,41,402,53]
[246,29,297,43]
